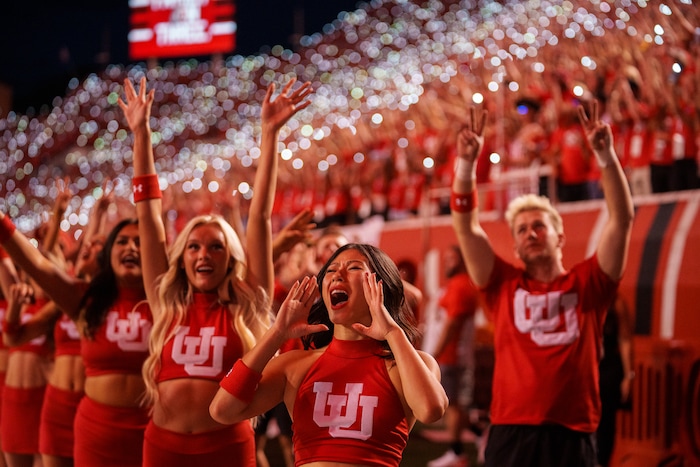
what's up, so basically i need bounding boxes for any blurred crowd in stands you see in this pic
[1,0,699,245]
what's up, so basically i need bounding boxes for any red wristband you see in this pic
[450,191,478,213]
[132,174,162,203]
[0,216,16,244]
[0,246,8,259]
[220,359,262,403]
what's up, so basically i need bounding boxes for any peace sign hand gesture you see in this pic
[456,107,488,164]
[578,100,615,168]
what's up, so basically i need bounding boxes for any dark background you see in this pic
[0,0,360,114]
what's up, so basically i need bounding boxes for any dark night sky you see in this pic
[0,0,361,114]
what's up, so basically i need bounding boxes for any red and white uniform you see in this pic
[1,297,51,455]
[157,293,243,383]
[143,292,254,467]
[74,287,152,467]
[481,255,617,433]
[39,314,84,458]
[293,338,409,467]
[81,289,151,378]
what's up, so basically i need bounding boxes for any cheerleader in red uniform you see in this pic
[1,284,83,467]
[0,215,153,467]
[0,248,19,467]
[210,243,448,467]
[118,75,312,467]
[1,281,52,467]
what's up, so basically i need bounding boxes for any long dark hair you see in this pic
[79,218,138,338]
[302,243,419,355]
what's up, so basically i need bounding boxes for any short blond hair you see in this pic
[505,194,563,235]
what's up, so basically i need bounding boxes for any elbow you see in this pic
[620,198,635,227]
[208,396,234,425]
[619,209,635,238]
[415,394,449,425]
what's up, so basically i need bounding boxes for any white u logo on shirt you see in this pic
[513,289,580,346]
[312,382,379,440]
[171,326,227,377]
[105,311,151,351]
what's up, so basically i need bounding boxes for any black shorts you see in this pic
[485,424,597,467]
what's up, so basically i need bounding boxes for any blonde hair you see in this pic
[142,214,271,405]
[504,194,564,235]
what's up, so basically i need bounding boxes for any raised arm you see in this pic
[0,247,19,299]
[272,208,315,263]
[118,77,168,306]
[450,108,495,287]
[578,101,634,280]
[0,214,81,314]
[42,178,71,265]
[74,181,113,278]
[245,79,312,298]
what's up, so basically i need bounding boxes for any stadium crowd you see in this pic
[0,0,698,243]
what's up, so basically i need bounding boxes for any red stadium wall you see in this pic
[373,189,700,467]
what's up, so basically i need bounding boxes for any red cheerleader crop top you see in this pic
[156,293,243,383]
[81,287,152,377]
[292,338,409,467]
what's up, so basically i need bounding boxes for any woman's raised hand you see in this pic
[261,78,313,132]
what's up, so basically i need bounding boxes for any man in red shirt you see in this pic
[449,103,634,467]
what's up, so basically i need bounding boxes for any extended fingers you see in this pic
[264,82,276,104]
[474,108,487,135]
[122,78,137,101]
[138,77,148,99]
[280,77,297,97]
[577,106,590,127]
[363,272,383,302]
[289,276,318,305]
[291,82,313,101]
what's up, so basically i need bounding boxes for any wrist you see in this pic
[132,174,162,203]
[450,190,478,213]
[131,125,152,137]
[594,149,615,168]
[453,158,475,182]
[265,324,289,346]
[220,359,263,403]
[261,122,282,135]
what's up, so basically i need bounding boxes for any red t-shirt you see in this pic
[481,255,617,433]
